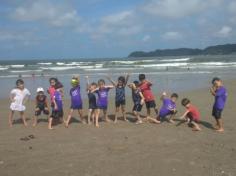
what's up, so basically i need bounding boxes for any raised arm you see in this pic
[124,73,130,86]
[160,92,167,100]
[90,87,99,93]
[85,76,90,91]
[106,75,117,86]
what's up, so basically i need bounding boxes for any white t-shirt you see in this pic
[10,88,31,111]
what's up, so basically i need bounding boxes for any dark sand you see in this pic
[0,80,235,176]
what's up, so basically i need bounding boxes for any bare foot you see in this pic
[124,119,129,122]
[64,123,69,128]
[105,118,111,122]
[192,127,201,131]
[114,120,117,124]
[48,127,54,130]
[136,120,143,124]
[32,123,37,127]
[168,119,175,124]
[216,128,224,133]
[24,123,28,127]
[95,124,100,128]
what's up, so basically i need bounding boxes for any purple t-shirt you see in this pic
[96,87,110,107]
[70,86,82,106]
[159,98,176,118]
[54,91,63,111]
[214,86,227,110]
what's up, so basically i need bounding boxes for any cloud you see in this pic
[10,1,81,27]
[142,0,223,19]
[142,35,151,42]
[216,26,232,37]
[162,31,182,40]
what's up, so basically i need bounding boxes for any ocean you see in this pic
[0,54,235,99]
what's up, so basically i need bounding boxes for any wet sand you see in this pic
[0,80,235,176]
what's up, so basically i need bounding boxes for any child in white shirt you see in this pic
[9,79,31,127]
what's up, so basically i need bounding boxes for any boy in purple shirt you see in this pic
[157,92,178,123]
[210,77,227,132]
[49,82,64,130]
[65,76,84,128]
[92,79,114,127]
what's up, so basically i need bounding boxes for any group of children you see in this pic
[8,74,227,132]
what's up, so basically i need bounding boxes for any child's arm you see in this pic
[105,85,115,89]
[127,83,133,89]
[146,80,153,86]
[210,86,216,96]
[124,73,130,86]
[90,87,99,93]
[106,75,117,86]
[85,76,90,92]
[139,91,145,105]
[52,96,58,110]
[179,110,190,120]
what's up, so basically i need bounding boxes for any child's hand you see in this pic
[162,92,167,96]
[140,99,145,105]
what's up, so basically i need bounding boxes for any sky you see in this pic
[0,0,236,59]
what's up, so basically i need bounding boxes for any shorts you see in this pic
[212,107,223,119]
[35,107,49,116]
[51,109,64,119]
[89,104,97,110]
[159,110,177,119]
[115,100,126,107]
[133,104,142,112]
[187,113,199,123]
[145,100,156,109]
[70,104,83,110]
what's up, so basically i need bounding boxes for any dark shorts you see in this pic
[115,100,126,107]
[187,113,199,123]
[35,107,49,116]
[89,104,97,110]
[51,109,64,119]
[212,108,223,119]
[145,100,156,109]
[133,104,142,112]
[70,104,83,110]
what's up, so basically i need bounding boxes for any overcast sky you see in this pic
[0,0,236,59]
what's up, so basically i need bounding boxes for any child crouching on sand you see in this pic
[9,79,31,127]
[179,98,201,131]
[210,77,227,132]
[65,76,84,127]
[48,82,64,129]
[157,92,178,123]
[33,87,49,127]
[86,76,98,126]
[128,81,145,124]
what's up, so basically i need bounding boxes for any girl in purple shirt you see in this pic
[92,79,114,127]
[65,76,84,128]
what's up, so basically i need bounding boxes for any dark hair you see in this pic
[133,80,139,87]
[16,79,24,86]
[91,82,97,86]
[181,98,190,106]
[139,74,146,81]
[55,82,63,89]
[118,76,125,83]
[171,93,179,98]
[211,77,221,84]
[49,77,58,83]
[98,79,105,84]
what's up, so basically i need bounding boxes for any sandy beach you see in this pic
[0,79,235,176]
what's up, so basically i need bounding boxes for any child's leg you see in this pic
[134,111,142,124]
[65,109,73,127]
[167,114,175,124]
[20,111,28,127]
[78,109,86,124]
[103,109,110,122]
[88,109,92,124]
[216,119,224,132]
[32,115,38,127]
[95,109,100,127]
[121,105,127,121]
[8,110,14,127]
[147,108,160,124]
[114,106,119,123]
[191,121,201,131]
[91,109,95,124]
[48,117,53,129]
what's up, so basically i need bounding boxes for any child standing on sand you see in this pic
[157,92,178,123]
[210,77,227,132]
[48,82,63,129]
[128,81,145,124]
[86,76,98,126]
[65,76,84,127]
[33,87,49,127]
[92,79,114,127]
[107,74,129,123]
[138,74,160,124]
[179,98,201,131]
[9,79,31,127]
